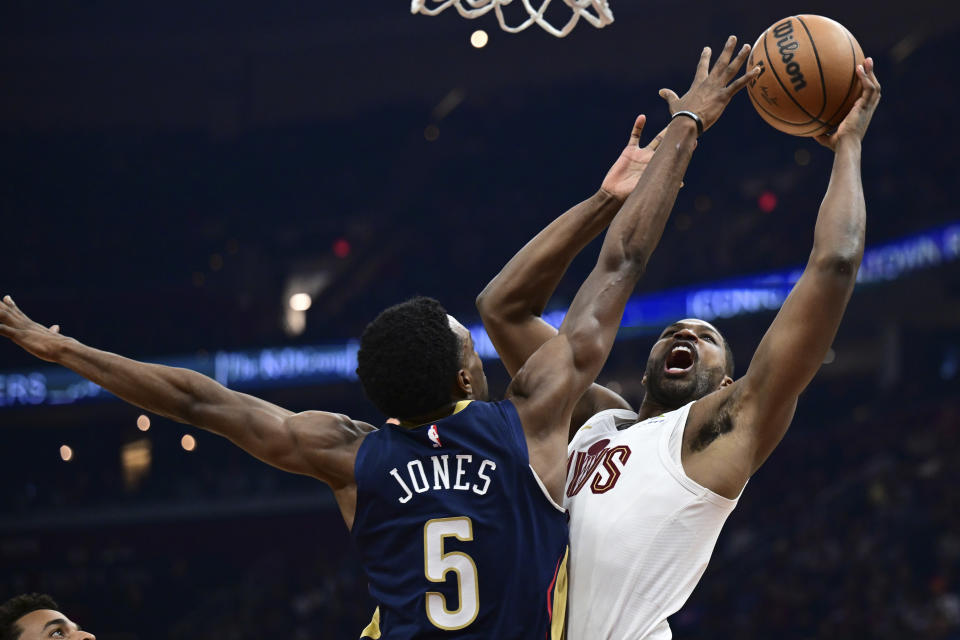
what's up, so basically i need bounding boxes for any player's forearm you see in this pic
[600,118,697,272]
[809,138,866,273]
[739,140,867,433]
[53,338,229,426]
[477,189,621,320]
[559,118,696,368]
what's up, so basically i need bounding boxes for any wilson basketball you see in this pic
[746,15,864,137]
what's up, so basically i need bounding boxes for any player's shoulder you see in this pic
[444,398,517,428]
[450,399,528,453]
[571,407,639,439]
[290,411,376,447]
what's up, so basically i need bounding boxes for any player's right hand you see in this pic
[600,115,670,201]
[815,57,881,151]
[0,295,68,362]
[659,35,760,133]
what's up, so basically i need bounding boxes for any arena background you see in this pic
[2,0,958,637]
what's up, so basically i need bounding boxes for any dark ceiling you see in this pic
[1,0,958,370]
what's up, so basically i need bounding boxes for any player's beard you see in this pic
[644,357,719,409]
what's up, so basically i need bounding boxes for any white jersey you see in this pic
[564,401,740,640]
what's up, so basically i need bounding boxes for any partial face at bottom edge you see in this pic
[14,609,93,640]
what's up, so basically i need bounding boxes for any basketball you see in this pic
[746,15,864,137]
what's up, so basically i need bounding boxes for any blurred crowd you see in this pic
[2,371,957,639]
[681,380,960,640]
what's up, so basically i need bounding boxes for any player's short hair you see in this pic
[0,593,60,640]
[357,296,463,420]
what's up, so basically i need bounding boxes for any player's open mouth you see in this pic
[664,343,695,376]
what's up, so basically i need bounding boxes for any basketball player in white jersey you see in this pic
[477,40,881,638]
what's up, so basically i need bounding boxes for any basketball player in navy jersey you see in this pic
[478,47,881,638]
[0,41,755,638]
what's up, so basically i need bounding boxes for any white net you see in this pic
[411,0,614,38]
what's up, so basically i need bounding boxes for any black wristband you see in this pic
[671,110,704,138]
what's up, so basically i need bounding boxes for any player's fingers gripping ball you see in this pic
[747,15,864,137]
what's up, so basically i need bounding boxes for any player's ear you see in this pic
[641,374,648,388]
[455,368,473,398]
[719,375,733,388]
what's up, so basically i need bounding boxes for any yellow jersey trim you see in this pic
[398,400,474,428]
[550,546,569,640]
[359,606,381,639]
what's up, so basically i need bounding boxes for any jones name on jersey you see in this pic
[389,454,497,504]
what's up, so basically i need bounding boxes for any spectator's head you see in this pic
[0,594,94,640]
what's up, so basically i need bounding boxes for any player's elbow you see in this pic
[475,287,495,316]
[614,232,653,274]
[476,283,526,323]
[809,251,861,281]
[175,372,232,427]
[177,397,209,428]
[599,243,647,280]
[565,327,607,372]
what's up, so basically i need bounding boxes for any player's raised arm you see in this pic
[508,37,758,501]
[0,295,371,491]
[686,59,881,498]
[477,114,663,377]
[476,117,665,428]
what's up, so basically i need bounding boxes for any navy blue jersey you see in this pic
[353,399,569,639]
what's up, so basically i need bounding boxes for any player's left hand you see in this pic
[0,295,68,362]
[600,115,671,201]
[659,36,759,134]
[815,57,881,151]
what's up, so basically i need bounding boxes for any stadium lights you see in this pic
[470,30,489,48]
[59,445,73,462]
[289,293,312,312]
[181,434,197,452]
[122,439,152,491]
[284,271,330,337]
[137,414,151,431]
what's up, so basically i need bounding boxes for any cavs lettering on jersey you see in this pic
[353,400,569,640]
[564,402,741,640]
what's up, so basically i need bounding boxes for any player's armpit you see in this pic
[283,411,375,487]
[681,381,755,500]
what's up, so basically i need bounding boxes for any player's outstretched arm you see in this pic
[686,59,881,498]
[0,295,371,490]
[476,116,667,430]
[509,36,757,501]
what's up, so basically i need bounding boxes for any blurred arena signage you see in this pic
[2,222,958,409]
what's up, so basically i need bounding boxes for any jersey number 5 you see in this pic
[424,516,479,630]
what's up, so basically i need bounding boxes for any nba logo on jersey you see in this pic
[427,424,442,448]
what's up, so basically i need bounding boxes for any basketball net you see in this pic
[411,0,614,38]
